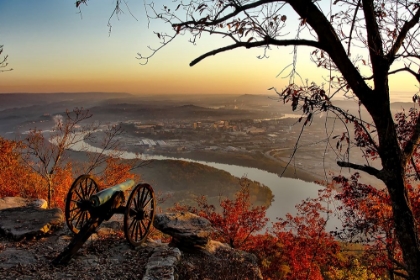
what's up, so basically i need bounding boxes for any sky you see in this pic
[0,0,419,101]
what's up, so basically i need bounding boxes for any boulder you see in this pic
[177,240,263,280]
[0,207,63,240]
[153,212,213,250]
[0,197,48,210]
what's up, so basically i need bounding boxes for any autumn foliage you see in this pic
[172,179,345,279]
[0,109,140,209]
[0,137,42,198]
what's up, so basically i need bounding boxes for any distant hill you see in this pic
[135,159,273,209]
[0,92,132,111]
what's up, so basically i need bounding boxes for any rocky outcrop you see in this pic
[153,212,213,251]
[154,212,263,280]
[0,206,63,240]
[0,197,47,210]
[0,205,263,280]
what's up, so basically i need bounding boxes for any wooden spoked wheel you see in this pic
[65,175,99,234]
[124,183,156,246]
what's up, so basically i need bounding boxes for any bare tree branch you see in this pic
[388,67,420,83]
[190,38,324,66]
[0,45,13,72]
[387,9,420,63]
[337,160,382,178]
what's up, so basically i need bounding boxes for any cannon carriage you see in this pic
[53,175,156,265]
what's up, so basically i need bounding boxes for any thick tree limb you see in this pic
[388,67,420,83]
[361,0,387,92]
[337,161,382,179]
[402,112,420,166]
[190,38,324,66]
[387,9,420,63]
[286,0,372,104]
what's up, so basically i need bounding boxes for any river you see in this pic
[70,136,340,230]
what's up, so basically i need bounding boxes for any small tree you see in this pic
[0,45,12,72]
[23,108,146,208]
[172,178,269,249]
[23,108,93,208]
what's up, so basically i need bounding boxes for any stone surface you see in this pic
[30,199,48,209]
[153,212,213,249]
[0,197,47,210]
[0,208,263,279]
[204,239,231,254]
[0,207,63,240]
[143,243,182,280]
[0,248,37,269]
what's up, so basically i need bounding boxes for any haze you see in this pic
[0,0,418,101]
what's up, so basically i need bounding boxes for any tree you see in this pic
[22,108,139,208]
[77,0,420,277]
[23,108,93,208]
[0,137,41,198]
[172,178,269,249]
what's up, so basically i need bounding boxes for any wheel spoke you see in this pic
[73,189,83,200]
[79,181,86,197]
[135,222,140,241]
[133,195,138,211]
[131,220,137,239]
[87,180,93,196]
[139,187,146,206]
[69,206,79,213]
[136,188,142,209]
[128,216,136,231]
[142,196,153,208]
[140,220,147,235]
[129,208,138,216]
[74,211,84,228]
[69,208,82,221]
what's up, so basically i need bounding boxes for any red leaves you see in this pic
[187,180,269,249]
[333,171,418,277]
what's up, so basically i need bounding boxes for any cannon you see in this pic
[53,175,156,265]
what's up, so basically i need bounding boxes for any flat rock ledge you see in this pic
[0,207,63,240]
[0,197,48,210]
[153,212,213,250]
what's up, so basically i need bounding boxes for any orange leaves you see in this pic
[196,180,268,249]
[98,157,139,188]
[0,137,43,198]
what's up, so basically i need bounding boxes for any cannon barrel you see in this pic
[90,179,135,207]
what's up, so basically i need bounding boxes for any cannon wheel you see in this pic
[124,183,156,246]
[65,175,99,234]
